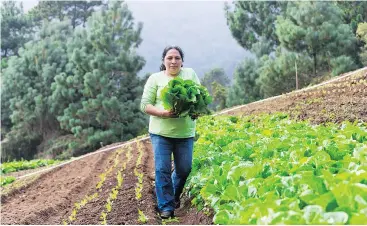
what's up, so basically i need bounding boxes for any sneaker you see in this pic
[160,210,174,219]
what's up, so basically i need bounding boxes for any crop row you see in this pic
[1,159,61,175]
[63,147,127,225]
[135,141,148,223]
[186,114,367,225]
[100,145,133,224]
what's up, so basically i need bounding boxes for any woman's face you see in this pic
[163,49,182,76]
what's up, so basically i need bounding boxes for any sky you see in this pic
[16,0,248,77]
[20,0,38,11]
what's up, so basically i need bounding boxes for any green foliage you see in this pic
[257,50,313,97]
[1,159,61,174]
[357,22,367,66]
[28,0,105,29]
[227,58,261,107]
[330,56,357,76]
[211,81,227,111]
[0,1,33,57]
[225,1,287,52]
[275,1,357,77]
[1,20,73,160]
[52,1,146,155]
[137,209,148,224]
[1,132,42,161]
[201,68,229,94]
[1,176,16,187]
[160,77,212,119]
[336,1,367,66]
[201,68,229,110]
[186,114,367,224]
[336,1,367,34]
[2,1,147,159]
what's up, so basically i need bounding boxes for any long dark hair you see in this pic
[160,46,184,71]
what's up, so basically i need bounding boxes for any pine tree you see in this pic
[257,49,313,98]
[225,1,287,53]
[275,1,358,77]
[211,81,227,111]
[52,1,146,154]
[357,22,367,65]
[1,20,73,160]
[1,1,33,57]
[227,59,261,107]
[201,68,229,110]
[28,0,105,29]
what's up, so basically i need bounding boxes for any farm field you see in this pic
[225,68,367,124]
[0,67,366,225]
[0,140,211,225]
[187,114,367,224]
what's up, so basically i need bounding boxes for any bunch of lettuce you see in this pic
[160,77,212,120]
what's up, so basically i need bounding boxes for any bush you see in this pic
[330,55,358,76]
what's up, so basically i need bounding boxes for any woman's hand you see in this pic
[159,109,178,118]
[145,104,178,118]
[190,113,199,120]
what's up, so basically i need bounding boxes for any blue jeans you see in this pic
[149,133,194,212]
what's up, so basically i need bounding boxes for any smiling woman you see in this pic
[160,46,184,76]
[140,46,201,219]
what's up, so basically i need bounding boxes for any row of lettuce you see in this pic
[1,159,61,186]
[185,114,367,225]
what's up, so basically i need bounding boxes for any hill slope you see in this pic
[1,67,366,224]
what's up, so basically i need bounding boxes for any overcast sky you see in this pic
[16,0,247,77]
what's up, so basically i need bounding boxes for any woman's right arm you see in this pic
[145,104,176,117]
[140,75,176,118]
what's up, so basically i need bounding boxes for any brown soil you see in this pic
[0,140,213,225]
[1,68,365,225]
[223,68,367,124]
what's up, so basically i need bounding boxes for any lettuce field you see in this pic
[187,114,367,224]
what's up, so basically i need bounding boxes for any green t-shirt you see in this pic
[140,68,201,138]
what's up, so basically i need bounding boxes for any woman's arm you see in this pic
[140,75,176,118]
[145,104,176,118]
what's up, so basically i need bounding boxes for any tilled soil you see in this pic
[1,140,212,225]
[224,68,367,124]
[1,151,111,224]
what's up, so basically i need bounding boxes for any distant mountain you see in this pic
[126,1,251,79]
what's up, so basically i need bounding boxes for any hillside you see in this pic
[223,67,367,124]
[1,67,366,225]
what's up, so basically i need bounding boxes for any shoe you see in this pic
[175,200,181,209]
[160,210,174,219]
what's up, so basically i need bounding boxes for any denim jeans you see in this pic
[149,133,194,212]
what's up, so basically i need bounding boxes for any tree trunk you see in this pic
[72,3,77,29]
[313,52,317,77]
[295,60,298,90]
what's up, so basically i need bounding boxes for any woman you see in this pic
[140,46,200,219]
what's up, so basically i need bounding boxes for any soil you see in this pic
[1,67,365,225]
[1,140,213,225]
[223,68,367,124]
